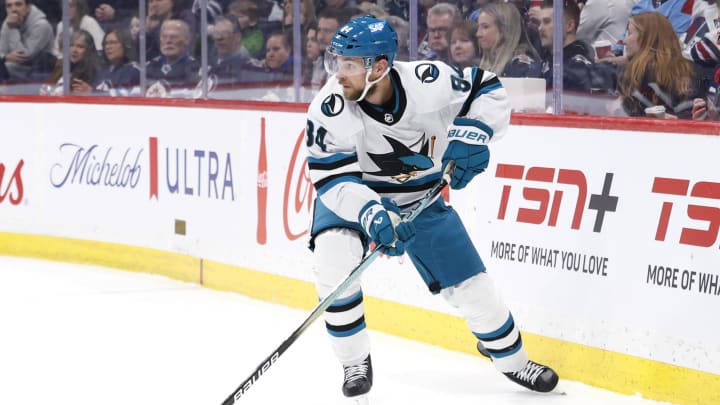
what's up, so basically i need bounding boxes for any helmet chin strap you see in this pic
[350,66,391,103]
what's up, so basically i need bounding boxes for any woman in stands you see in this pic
[94,28,140,95]
[449,20,480,69]
[616,12,698,119]
[242,30,292,83]
[41,29,100,95]
[475,2,542,78]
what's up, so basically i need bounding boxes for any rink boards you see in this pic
[0,97,718,405]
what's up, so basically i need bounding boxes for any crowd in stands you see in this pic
[0,0,718,120]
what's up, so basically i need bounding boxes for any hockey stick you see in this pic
[219,165,453,405]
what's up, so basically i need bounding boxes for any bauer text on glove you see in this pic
[441,117,491,190]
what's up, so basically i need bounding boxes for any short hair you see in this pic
[214,14,242,34]
[161,19,191,44]
[267,30,291,50]
[228,0,259,21]
[427,2,461,21]
[318,6,353,26]
[541,0,581,30]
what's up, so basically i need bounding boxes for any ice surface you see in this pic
[0,256,672,405]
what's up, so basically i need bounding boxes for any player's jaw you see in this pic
[337,74,365,101]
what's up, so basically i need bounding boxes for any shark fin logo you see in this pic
[415,63,439,83]
[367,135,433,182]
[321,93,345,117]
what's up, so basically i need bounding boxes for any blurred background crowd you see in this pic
[0,0,718,119]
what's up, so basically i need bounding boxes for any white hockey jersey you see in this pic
[306,60,510,224]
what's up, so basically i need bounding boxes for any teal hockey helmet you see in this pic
[327,15,398,70]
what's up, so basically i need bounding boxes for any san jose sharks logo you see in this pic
[321,93,344,117]
[367,134,433,182]
[415,63,439,83]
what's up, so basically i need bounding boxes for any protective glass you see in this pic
[324,50,368,76]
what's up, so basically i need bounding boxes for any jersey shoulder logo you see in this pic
[415,63,440,83]
[321,93,345,117]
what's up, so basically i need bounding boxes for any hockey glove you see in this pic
[359,201,416,256]
[441,118,491,190]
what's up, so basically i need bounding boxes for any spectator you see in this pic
[616,12,698,118]
[576,0,634,46]
[53,0,105,57]
[92,1,138,32]
[680,0,716,49]
[208,15,249,87]
[508,0,544,57]
[449,20,480,69]
[630,0,706,37]
[305,25,321,63]
[386,15,410,61]
[476,2,542,78]
[0,0,55,81]
[316,0,357,15]
[303,23,321,83]
[417,2,461,63]
[146,19,200,94]
[41,29,100,95]
[682,0,718,104]
[145,0,196,60]
[538,0,595,91]
[283,0,317,30]
[601,0,711,66]
[467,0,498,21]
[227,0,265,59]
[355,2,388,19]
[311,7,352,89]
[95,28,140,94]
[242,30,292,82]
[129,14,140,42]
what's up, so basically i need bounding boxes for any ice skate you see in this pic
[342,355,373,398]
[503,360,559,393]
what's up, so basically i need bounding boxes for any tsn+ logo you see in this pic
[494,163,618,233]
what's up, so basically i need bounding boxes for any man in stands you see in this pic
[417,2,461,63]
[209,15,250,88]
[538,0,612,93]
[0,0,55,82]
[310,7,353,91]
[146,19,200,96]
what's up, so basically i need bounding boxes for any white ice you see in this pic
[0,256,672,405]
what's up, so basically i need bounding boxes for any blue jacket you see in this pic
[94,60,140,94]
[501,51,543,79]
[146,53,200,89]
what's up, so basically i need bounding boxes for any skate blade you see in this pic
[348,394,369,405]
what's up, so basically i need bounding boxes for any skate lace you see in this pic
[344,362,369,384]
[511,362,545,384]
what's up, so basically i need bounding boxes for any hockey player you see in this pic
[305,14,559,402]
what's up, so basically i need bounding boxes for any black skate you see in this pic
[342,355,373,398]
[504,360,559,393]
